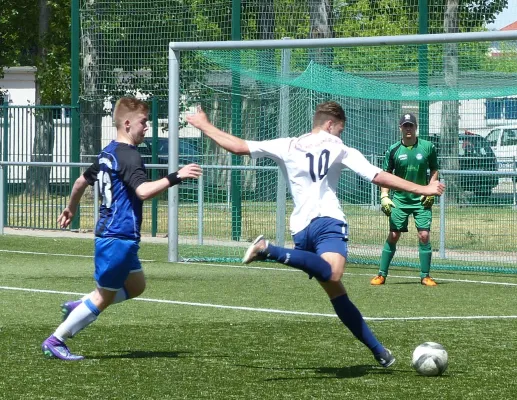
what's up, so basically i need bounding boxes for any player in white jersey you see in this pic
[187,101,445,368]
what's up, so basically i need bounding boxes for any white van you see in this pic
[485,125,517,172]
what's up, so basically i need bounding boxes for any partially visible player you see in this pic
[187,102,445,368]
[370,113,439,286]
[41,97,202,360]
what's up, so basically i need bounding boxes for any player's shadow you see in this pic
[237,364,394,381]
[91,350,189,360]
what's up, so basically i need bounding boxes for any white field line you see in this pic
[188,261,517,287]
[1,285,516,322]
[1,248,517,287]
[1,248,516,286]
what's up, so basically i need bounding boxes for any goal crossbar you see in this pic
[170,31,517,51]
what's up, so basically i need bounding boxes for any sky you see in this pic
[487,0,517,30]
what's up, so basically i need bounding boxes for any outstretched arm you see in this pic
[372,171,445,197]
[57,175,90,228]
[186,106,250,156]
[135,163,202,201]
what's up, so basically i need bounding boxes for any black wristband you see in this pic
[166,171,182,187]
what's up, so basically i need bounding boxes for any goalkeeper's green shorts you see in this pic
[389,206,432,232]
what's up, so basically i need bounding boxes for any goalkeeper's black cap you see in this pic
[399,113,417,126]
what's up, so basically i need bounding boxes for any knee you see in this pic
[128,280,146,298]
[325,262,344,283]
[418,232,430,244]
[388,232,401,243]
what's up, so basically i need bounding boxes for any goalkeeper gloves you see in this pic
[380,194,395,217]
[420,195,435,209]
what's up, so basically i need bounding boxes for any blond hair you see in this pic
[313,101,346,127]
[113,97,149,129]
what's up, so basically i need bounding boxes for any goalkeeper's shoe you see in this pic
[42,335,84,361]
[242,235,268,264]
[61,300,81,321]
[370,275,386,285]
[374,348,396,368]
[421,276,438,286]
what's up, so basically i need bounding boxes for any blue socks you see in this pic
[265,244,332,281]
[331,294,384,356]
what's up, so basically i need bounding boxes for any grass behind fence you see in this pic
[6,195,517,252]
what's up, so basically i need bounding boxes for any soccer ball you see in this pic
[411,342,448,376]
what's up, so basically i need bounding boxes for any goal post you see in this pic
[167,31,517,271]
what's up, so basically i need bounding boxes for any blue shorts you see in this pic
[94,237,142,291]
[293,217,349,258]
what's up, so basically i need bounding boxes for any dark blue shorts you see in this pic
[293,217,349,258]
[94,237,142,291]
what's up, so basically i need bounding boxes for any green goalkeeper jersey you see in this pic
[382,138,439,208]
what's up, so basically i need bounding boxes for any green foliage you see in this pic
[0,0,38,71]
[481,41,517,72]
[38,0,72,104]
[0,1,513,103]
[0,0,70,103]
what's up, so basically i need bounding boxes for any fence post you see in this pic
[439,178,446,259]
[198,174,204,245]
[512,156,517,208]
[70,0,81,230]
[151,97,158,237]
[168,48,180,262]
[2,102,8,227]
[276,41,290,247]
[0,164,3,234]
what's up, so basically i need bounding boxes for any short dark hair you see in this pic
[313,101,346,127]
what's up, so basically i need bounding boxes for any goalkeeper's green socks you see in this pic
[418,241,432,278]
[378,241,396,277]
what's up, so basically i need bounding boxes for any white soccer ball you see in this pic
[411,342,448,376]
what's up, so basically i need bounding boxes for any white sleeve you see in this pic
[246,138,292,162]
[341,146,382,182]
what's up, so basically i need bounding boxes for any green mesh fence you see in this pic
[79,0,516,101]
[78,0,517,272]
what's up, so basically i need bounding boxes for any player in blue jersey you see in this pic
[41,97,202,360]
[187,101,445,368]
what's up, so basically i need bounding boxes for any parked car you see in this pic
[429,131,499,196]
[484,125,517,172]
[137,137,202,178]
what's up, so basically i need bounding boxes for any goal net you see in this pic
[174,38,517,273]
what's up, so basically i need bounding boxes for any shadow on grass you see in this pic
[90,350,189,359]
[237,364,396,380]
[90,350,232,360]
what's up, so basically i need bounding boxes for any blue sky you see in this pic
[487,0,517,30]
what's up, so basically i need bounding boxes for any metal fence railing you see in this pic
[1,161,516,270]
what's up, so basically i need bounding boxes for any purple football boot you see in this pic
[61,300,81,321]
[42,335,84,361]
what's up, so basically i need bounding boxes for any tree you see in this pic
[308,0,333,65]
[0,0,38,75]
[24,0,71,196]
[26,0,54,196]
[440,0,462,202]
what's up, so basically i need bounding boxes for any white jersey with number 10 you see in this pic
[246,130,381,235]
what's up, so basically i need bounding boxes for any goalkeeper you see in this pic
[371,113,440,286]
